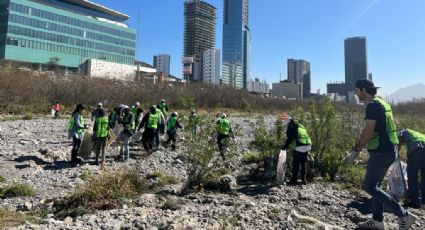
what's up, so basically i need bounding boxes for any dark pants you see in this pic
[217,134,229,160]
[142,128,156,152]
[54,110,60,119]
[71,136,82,163]
[165,130,177,150]
[291,150,308,183]
[407,148,425,207]
[362,150,407,221]
[94,137,107,164]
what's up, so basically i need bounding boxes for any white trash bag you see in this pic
[276,150,287,184]
[386,159,408,199]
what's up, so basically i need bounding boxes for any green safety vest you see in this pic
[289,123,312,149]
[123,113,135,131]
[406,129,425,143]
[95,116,109,138]
[366,96,399,150]
[189,114,198,126]
[147,112,161,129]
[67,113,85,134]
[167,116,178,130]
[130,106,137,127]
[216,118,231,135]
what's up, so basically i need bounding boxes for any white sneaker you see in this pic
[399,211,417,230]
[358,219,385,229]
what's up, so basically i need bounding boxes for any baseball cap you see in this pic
[355,79,380,89]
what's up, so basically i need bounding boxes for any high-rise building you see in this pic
[222,0,250,89]
[271,80,303,100]
[344,36,368,88]
[153,54,171,77]
[202,48,220,85]
[0,0,136,73]
[287,59,311,98]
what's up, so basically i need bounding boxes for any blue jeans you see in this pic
[362,150,407,221]
[407,148,425,207]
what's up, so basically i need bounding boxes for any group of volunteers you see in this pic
[66,79,423,229]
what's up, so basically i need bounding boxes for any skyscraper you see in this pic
[183,0,216,58]
[153,54,171,77]
[344,37,368,88]
[202,48,221,85]
[287,59,311,98]
[222,0,251,89]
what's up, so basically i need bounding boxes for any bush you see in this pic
[22,113,33,120]
[241,151,262,164]
[182,116,237,192]
[0,184,35,198]
[339,165,366,189]
[148,171,179,188]
[0,175,5,183]
[0,209,37,228]
[78,171,93,181]
[53,170,148,219]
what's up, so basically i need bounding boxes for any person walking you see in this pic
[138,106,161,155]
[157,99,169,118]
[281,115,312,185]
[131,102,144,131]
[52,102,61,119]
[93,109,109,166]
[164,112,183,151]
[397,128,425,209]
[67,104,86,164]
[117,106,134,161]
[351,79,417,230]
[189,109,198,137]
[216,113,233,160]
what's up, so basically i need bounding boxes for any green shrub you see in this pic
[53,170,148,219]
[78,171,93,181]
[148,171,179,188]
[0,175,5,183]
[22,113,33,120]
[241,151,262,164]
[339,165,366,189]
[182,116,237,192]
[0,184,35,198]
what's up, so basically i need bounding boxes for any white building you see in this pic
[202,48,221,85]
[248,78,269,94]
[271,80,303,100]
[153,54,171,77]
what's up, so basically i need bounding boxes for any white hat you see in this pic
[135,102,140,106]
[98,102,103,106]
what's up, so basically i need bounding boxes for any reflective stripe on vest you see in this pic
[147,112,161,129]
[95,116,109,138]
[289,123,312,149]
[366,96,399,150]
[167,116,177,130]
[67,113,85,134]
[216,118,230,135]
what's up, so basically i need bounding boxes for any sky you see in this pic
[95,0,425,96]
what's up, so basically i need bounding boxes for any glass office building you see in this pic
[0,0,136,71]
[222,0,250,89]
[344,36,368,88]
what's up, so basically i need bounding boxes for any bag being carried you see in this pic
[276,150,287,184]
[386,159,408,199]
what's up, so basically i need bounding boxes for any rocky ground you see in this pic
[0,116,424,229]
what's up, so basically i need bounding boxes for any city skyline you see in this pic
[94,0,425,95]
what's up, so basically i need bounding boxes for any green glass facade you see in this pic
[0,0,136,68]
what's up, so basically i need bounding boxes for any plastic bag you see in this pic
[386,159,408,199]
[78,130,94,158]
[130,131,143,143]
[276,150,287,184]
[51,109,55,117]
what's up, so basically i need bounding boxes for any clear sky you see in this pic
[95,0,425,96]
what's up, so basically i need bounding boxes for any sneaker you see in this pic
[399,211,417,230]
[357,219,385,230]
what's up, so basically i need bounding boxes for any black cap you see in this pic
[355,79,380,89]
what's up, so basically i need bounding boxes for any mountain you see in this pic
[387,83,425,103]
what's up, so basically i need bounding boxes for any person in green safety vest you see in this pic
[189,109,198,137]
[352,79,417,230]
[108,106,120,129]
[117,106,134,161]
[165,112,183,151]
[131,102,144,132]
[398,128,425,209]
[93,109,109,166]
[67,104,87,164]
[157,99,169,118]
[216,113,234,160]
[281,115,312,185]
[138,106,161,156]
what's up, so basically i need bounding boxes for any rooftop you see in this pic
[58,0,129,20]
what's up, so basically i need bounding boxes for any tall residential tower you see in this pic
[222,0,251,89]
[287,59,311,98]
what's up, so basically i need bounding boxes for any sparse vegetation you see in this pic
[241,151,262,164]
[78,171,93,181]
[0,209,37,229]
[0,183,35,198]
[0,175,5,183]
[148,171,179,188]
[53,170,149,219]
